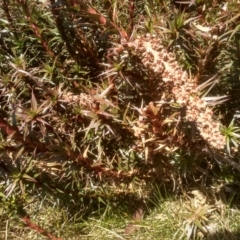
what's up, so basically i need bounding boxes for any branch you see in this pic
[21,216,63,240]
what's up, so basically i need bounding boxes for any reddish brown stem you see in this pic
[128,0,135,35]
[21,216,63,240]
[0,115,133,180]
[17,0,55,59]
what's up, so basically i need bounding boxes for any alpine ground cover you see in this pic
[0,0,240,239]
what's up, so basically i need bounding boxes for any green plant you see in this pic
[221,119,240,155]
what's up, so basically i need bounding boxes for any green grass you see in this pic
[1,184,240,239]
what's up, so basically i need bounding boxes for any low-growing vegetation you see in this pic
[0,0,240,239]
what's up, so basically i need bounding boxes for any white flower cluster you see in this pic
[126,34,225,149]
[62,92,94,108]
